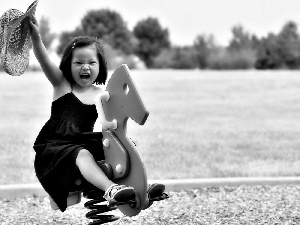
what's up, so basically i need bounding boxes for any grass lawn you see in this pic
[0,69,300,184]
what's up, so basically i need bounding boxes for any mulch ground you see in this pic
[1,185,300,224]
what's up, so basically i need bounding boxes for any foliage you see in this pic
[56,9,135,56]
[39,17,56,50]
[152,46,198,69]
[255,34,283,69]
[55,9,140,69]
[56,28,84,55]
[53,6,300,70]
[208,25,257,70]
[191,22,300,70]
[228,25,255,52]
[276,21,300,68]
[153,25,258,70]
[208,47,256,69]
[172,47,198,69]
[26,17,55,51]
[151,48,174,68]
[193,22,300,70]
[193,34,216,69]
[255,21,300,69]
[133,17,170,68]
[80,9,136,54]
[255,22,300,69]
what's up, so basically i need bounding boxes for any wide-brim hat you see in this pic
[0,1,38,76]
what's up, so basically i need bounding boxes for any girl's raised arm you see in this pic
[29,18,65,87]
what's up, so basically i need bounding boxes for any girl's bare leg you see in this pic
[75,149,114,191]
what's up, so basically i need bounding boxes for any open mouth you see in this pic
[80,74,90,80]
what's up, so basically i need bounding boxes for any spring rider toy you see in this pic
[49,64,169,224]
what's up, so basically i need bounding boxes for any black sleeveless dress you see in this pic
[33,92,104,212]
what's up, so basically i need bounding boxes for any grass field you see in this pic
[0,69,300,185]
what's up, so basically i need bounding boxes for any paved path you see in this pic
[1,177,300,198]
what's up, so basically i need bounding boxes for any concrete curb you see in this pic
[158,177,300,192]
[1,177,300,199]
[0,183,46,199]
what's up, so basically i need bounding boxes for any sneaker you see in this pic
[143,183,165,210]
[148,183,165,198]
[103,184,135,205]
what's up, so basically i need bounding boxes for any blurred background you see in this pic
[2,0,300,70]
[1,0,300,184]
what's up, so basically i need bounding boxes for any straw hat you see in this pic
[0,1,38,76]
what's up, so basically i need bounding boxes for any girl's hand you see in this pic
[28,16,40,42]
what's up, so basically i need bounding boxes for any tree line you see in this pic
[40,9,300,70]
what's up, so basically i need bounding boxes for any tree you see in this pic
[208,47,256,70]
[193,34,216,69]
[255,33,283,69]
[56,9,135,55]
[56,28,84,55]
[255,21,300,69]
[152,46,198,69]
[80,9,135,54]
[277,21,300,68]
[133,17,170,68]
[39,17,56,50]
[228,25,254,52]
[171,46,198,69]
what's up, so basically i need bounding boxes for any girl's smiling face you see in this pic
[71,45,100,88]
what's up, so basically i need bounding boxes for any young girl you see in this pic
[29,18,135,212]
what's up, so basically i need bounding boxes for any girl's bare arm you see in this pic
[29,18,65,87]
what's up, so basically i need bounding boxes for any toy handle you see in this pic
[95,91,118,130]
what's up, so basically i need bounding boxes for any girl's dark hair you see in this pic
[59,36,108,85]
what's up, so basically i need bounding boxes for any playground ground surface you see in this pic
[1,184,300,224]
